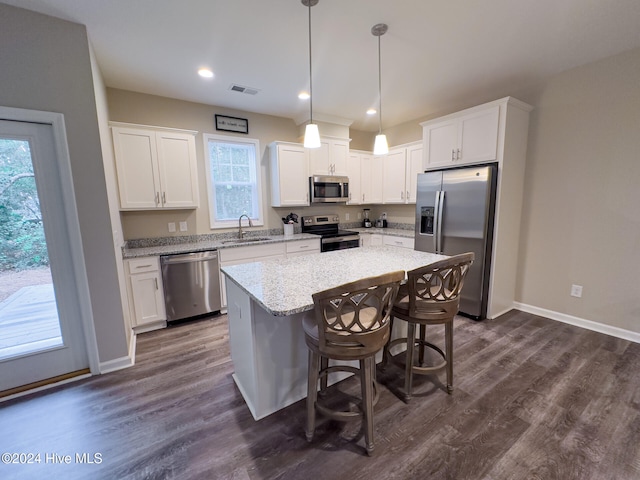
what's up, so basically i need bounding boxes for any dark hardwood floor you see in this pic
[1,310,639,480]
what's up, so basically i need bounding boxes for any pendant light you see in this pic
[302,0,321,148]
[372,23,389,155]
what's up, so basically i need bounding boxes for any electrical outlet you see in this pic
[570,284,583,298]
[357,212,361,219]
[168,222,176,233]
[345,213,350,221]
[179,221,188,232]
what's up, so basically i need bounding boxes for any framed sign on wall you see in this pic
[215,114,249,134]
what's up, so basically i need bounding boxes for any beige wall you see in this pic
[107,89,415,239]
[0,4,129,363]
[516,47,640,333]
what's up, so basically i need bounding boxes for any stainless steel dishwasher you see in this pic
[160,251,221,322]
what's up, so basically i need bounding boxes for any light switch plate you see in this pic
[179,221,188,232]
[570,284,583,298]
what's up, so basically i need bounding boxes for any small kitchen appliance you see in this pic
[362,209,372,228]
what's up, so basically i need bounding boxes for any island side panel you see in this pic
[226,275,311,420]
[226,278,260,419]
[252,305,309,420]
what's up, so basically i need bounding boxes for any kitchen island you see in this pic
[221,245,447,420]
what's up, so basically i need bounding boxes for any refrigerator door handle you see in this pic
[434,190,442,253]
[436,190,445,253]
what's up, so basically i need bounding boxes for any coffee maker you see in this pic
[362,209,372,228]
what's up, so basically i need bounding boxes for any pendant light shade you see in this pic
[304,123,321,148]
[372,23,389,155]
[302,0,321,149]
[374,133,389,155]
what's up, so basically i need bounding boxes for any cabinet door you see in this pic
[361,154,383,204]
[156,131,199,208]
[382,149,407,204]
[370,234,383,246]
[308,139,331,175]
[405,144,423,203]
[424,119,458,168]
[346,153,362,205]
[458,105,499,164]
[112,127,160,209]
[129,271,166,326]
[330,139,349,175]
[368,156,384,204]
[383,235,414,249]
[271,144,309,206]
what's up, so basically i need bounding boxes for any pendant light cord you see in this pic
[377,34,382,135]
[308,3,313,125]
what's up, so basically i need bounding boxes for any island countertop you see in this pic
[221,245,447,316]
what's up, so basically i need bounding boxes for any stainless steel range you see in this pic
[301,214,360,252]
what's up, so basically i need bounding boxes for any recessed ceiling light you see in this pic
[298,92,310,100]
[198,68,214,78]
[366,108,377,115]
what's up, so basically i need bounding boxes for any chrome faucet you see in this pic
[238,214,253,239]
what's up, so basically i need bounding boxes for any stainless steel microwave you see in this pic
[309,175,349,203]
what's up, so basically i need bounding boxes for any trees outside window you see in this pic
[203,134,263,228]
[0,139,49,271]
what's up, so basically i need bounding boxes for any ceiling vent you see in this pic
[229,84,260,95]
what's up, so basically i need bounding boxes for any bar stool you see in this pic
[303,270,404,456]
[383,253,474,401]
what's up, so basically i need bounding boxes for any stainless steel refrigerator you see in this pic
[414,163,497,319]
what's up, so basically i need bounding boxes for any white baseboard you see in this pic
[513,302,640,344]
[99,332,136,374]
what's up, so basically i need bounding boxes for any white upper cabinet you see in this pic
[308,137,349,176]
[111,123,199,210]
[269,142,310,207]
[382,148,407,203]
[423,104,499,168]
[346,151,363,205]
[405,142,423,203]
[361,154,383,204]
[381,142,423,204]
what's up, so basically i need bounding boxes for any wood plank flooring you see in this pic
[1,310,639,480]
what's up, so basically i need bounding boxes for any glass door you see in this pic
[0,119,89,394]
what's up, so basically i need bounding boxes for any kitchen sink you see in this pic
[221,237,271,244]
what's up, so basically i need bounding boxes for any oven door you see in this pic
[321,235,360,252]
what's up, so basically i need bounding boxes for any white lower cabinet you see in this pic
[125,257,166,332]
[285,238,321,258]
[382,235,414,249]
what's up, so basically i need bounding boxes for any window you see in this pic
[203,134,263,229]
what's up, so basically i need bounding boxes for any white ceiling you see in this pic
[5,0,640,131]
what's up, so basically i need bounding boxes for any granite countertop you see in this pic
[221,245,447,317]
[122,224,416,259]
[352,227,414,238]
[121,233,320,259]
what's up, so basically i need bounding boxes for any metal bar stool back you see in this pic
[303,270,404,456]
[384,253,474,401]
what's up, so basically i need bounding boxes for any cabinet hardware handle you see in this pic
[457,148,461,160]
[299,245,308,249]
[452,149,455,161]
[154,278,158,290]
[400,191,404,200]
[406,190,410,200]
[362,194,365,202]
[162,192,166,204]
[135,265,152,268]
[155,192,160,205]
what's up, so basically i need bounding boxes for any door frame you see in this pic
[0,106,100,375]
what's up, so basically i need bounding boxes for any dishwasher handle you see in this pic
[160,251,218,265]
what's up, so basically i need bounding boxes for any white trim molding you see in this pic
[513,302,640,344]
